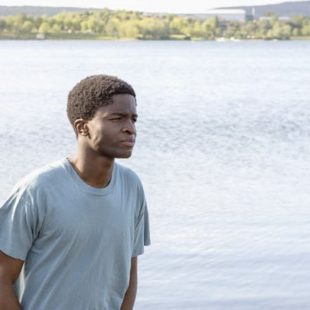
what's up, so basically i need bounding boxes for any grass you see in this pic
[1,32,310,41]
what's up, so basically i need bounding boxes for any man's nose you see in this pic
[122,120,136,135]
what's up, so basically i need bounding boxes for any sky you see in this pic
[0,0,306,13]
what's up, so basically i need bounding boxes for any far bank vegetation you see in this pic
[0,9,310,40]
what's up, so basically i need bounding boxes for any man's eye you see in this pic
[111,117,121,121]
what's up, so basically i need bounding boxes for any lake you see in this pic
[0,40,310,309]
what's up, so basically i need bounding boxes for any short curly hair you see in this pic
[67,74,136,128]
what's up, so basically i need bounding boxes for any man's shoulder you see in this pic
[115,163,146,204]
[14,159,68,193]
[115,162,143,187]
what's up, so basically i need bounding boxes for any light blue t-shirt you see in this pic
[0,159,150,310]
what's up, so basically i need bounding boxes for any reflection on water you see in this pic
[1,40,310,309]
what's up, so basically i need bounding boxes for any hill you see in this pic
[0,1,310,18]
[0,6,100,17]
[217,1,310,18]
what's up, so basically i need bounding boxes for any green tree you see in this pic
[1,9,310,40]
[201,17,219,39]
[0,19,7,32]
[269,22,292,39]
[39,22,50,34]
[138,17,168,39]
[188,20,204,38]
[21,20,33,33]
[169,16,186,34]
[105,18,119,37]
[118,20,139,38]
[301,23,310,36]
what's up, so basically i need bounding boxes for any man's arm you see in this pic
[120,256,138,310]
[0,251,23,310]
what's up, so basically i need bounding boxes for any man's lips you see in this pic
[120,140,135,147]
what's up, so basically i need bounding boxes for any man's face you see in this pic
[83,94,137,159]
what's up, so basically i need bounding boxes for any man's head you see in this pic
[67,75,138,159]
[67,74,136,129]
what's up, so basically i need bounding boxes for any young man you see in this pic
[0,75,150,310]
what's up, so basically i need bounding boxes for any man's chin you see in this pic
[116,151,133,159]
[97,148,133,159]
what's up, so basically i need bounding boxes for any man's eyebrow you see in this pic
[109,112,138,117]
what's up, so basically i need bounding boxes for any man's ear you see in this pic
[74,119,89,137]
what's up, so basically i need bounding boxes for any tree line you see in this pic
[0,9,309,40]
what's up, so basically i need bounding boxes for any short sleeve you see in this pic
[0,186,39,260]
[132,190,151,257]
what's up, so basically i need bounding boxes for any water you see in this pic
[1,40,310,309]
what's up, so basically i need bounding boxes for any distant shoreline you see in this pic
[1,35,310,41]
[1,8,309,42]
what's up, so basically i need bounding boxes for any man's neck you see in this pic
[68,151,114,189]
